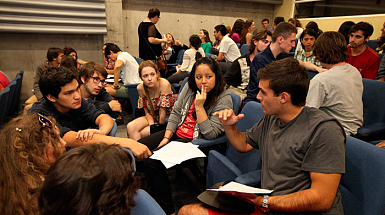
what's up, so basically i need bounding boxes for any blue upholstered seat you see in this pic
[206,101,264,188]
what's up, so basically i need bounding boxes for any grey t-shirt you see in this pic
[306,63,363,135]
[246,107,345,215]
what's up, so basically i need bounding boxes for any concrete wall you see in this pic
[120,0,275,57]
[0,33,103,100]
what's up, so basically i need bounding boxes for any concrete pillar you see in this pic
[104,0,125,47]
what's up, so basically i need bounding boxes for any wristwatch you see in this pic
[260,195,270,212]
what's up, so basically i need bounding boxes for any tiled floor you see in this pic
[117,104,203,213]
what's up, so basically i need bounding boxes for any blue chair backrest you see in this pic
[176,50,185,65]
[230,92,241,114]
[240,44,250,55]
[367,40,378,51]
[0,87,10,126]
[176,77,189,100]
[379,53,384,60]
[361,78,385,126]
[125,83,140,118]
[339,136,385,215]
[236,101,264,133]
[133,56,144,65]
[108,120,117,137]
[225,101,264,174]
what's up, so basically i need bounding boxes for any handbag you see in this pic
[143,85,167,134]
[156,54,167,71]
[139,22,168,72]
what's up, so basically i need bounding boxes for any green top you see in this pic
[201,42,212,53]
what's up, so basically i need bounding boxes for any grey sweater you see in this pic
[167,84,232,140]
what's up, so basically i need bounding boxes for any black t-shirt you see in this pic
[138,21,162,60]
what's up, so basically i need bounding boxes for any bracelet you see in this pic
[196,108,204,111]
[113,84,120,88]
[163,136,170,140]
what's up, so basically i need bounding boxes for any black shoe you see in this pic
[115,118,124,126]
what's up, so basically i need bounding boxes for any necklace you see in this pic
[293,106,304,119]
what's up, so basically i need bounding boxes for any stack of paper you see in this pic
[207,181,273,194]
[150,141,206,168]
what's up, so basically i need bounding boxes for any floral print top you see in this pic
[138,93,177,123]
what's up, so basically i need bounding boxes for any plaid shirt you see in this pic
[295,47,321,67]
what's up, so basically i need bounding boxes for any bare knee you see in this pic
[178,203,208,215]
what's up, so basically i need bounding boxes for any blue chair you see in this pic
[379,53,384,60]
[367,39,378,51]
[0,87,10,126]
[191,93,241,148]
[356,79,385,141]
[240,44,250,55]
[205,53,212,58]
[7,70,24,117]
[132,56,144,65]
[108,120,118,137]
[206,101,264,188]
[339,136,385,215]
[167,49,185,70]
[125,83,140,119]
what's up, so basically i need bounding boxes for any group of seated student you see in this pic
[27,66,152,158]
[0,114,163,215]
[167,34,206,84]
[5,13,385,214]
[224,29,272,98]
[243,21,325,107]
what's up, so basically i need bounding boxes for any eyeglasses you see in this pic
[91,76,106,85]
[38,113,53,128]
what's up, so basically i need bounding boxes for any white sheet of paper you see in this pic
[150,141,205,166]
[207,181,273,194]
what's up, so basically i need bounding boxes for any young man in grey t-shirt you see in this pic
[179,58,346,215]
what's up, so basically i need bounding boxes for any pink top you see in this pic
[230,33,240,44]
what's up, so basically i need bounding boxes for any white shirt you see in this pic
[219,35,241,63]
[117,52,142,85]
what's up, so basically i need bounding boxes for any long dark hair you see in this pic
[39,143,140,215]
[190,34,203,60]
[230,19,244,38]
[239,19,253,45]
[188,57,225,109]
[200,29,212,43]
